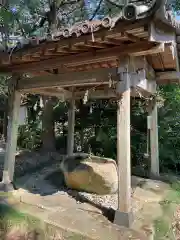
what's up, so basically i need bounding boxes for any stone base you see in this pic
[114,210,133,228]
[0,182,14,192]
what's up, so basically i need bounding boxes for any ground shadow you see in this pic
[45,169,116,222]
[14,165,116,223]
[0,150,151,225]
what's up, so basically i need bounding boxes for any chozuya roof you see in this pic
[10,0,178,52]
[10,0,176,47]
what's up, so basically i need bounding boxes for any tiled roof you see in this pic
[12,0,167,53]
[0,0,179,75]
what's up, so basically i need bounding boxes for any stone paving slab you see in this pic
[5,173,173,240]
[11,188,147,240]
[47,208,119,240]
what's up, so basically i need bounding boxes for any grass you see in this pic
[0,203,43,239]
[0,202,93,239]
[153,180,180,240]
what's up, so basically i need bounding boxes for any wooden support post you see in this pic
[3,89,21,185]
[114,58,133,227]
[149,98,159,178]
[67,97,75,156]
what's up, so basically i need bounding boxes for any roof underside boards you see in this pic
[0,20,154,70]
[0,24,176,75]
[0,0,179,87]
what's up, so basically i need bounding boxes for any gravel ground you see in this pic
[68,189,119,210]
[15,159,119,210]
[66,188,140,213]
[0,149,64,180]
[6,150,140,213]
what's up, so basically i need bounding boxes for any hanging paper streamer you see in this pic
[39,97,44,108]
[83,90,89,104]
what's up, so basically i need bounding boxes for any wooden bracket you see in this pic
[117,69,156,95]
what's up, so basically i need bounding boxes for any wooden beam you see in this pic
[18,57,157,95]
[7,41,159,73]
[73,89,117,100]
[39,87,72,98]
[124,32,141,42]
[156,71,180,81]
[22,88,67,100]
[84,41,108,48]
[20,73,157,99]
[22,87,154,100]
[149,21,180,78]
[130,43,164,57]
[18,68,118,90]
[3,89,21,184]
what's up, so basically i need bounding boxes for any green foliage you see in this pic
[17,121,42,150]
[154,180,180,239]
[158,85,180,173]
[173,0,180,12]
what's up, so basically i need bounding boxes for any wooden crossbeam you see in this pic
[130,43,164,57]
[20,80,156,100]
[17,68,118,90]
[24,87,156,99]
[124,32,141,42]
[22,88,67,100]
[73,89,116,99]
[156,71,180,81]
[6,41,160,73]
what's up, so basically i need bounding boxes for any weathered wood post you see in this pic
[149,95,159,178]
[114,57,133,227]
[2,76,21,187]
[67,96,75,156]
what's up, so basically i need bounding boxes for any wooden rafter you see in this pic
[6,42,161,73]
[130,43,164,57]
[12,20,148,57]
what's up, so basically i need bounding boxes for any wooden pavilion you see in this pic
[0,0,180,227]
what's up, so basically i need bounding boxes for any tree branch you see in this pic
[0,3,26,37]
[105,0,124,8]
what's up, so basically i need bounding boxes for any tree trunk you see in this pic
[41,1,57,152]
[80,128,84,150]
[3,106,8,141]
[42,97,55,151]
